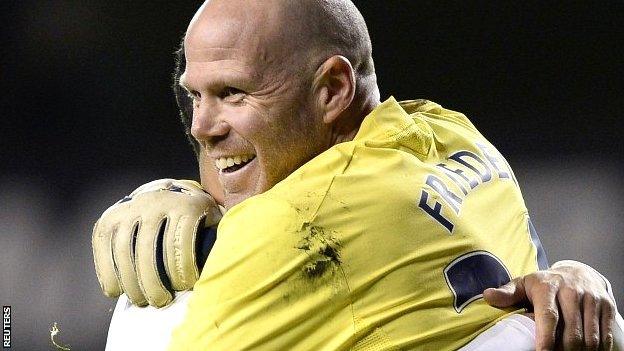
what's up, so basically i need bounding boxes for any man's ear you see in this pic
[313,55,356,125]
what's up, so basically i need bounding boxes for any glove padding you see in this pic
[92,179,222,307]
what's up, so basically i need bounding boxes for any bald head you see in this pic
[280,0,376,79]
[185,0,378,101]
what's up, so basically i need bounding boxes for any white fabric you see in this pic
[459,314,535,351]
[105,292,192,351]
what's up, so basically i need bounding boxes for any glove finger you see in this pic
[165,192,222,290]
[92,220,122,297]
[112,219,147,306]
[165,214,203,290]
[135,216,173,307]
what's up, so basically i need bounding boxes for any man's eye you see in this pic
[219,87,245,101]
[187,91,200,100]
[186,91,201,108]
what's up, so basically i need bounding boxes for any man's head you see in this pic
[178,0,379,208]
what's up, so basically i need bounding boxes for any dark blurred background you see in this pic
[1,1,622,350]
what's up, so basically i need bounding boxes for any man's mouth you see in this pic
[215,154,256,173]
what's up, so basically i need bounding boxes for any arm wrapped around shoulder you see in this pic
[92,179,222,307]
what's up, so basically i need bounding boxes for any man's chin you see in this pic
[222,191,254,210]
[222,176,276,210]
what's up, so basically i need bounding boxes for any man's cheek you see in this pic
[199,152,225,205]
[243,97,273,122]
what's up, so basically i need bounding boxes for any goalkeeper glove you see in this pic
[92,179,222,307]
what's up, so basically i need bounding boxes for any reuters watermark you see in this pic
[3,306,10,349]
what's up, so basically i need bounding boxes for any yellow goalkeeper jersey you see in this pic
[168,97,547,350]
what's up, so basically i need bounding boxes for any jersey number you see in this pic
[443,251,511,313]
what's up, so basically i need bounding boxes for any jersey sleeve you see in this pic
[167,196,354,350]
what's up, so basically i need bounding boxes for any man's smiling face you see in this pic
[181,0,331,209]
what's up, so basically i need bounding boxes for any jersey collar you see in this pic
[353,96,433,156]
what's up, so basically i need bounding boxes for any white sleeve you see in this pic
[459,312,624,351]
[105,291,192,351]
[458,314,535,351]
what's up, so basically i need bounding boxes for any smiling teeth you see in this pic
[215,155,254,170]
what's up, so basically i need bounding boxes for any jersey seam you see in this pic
[306,143,359,342]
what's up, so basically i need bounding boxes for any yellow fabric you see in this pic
[168,97,540,350]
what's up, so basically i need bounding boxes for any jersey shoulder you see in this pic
[400,99,481,137]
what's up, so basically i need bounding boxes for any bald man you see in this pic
[97,0,623,350]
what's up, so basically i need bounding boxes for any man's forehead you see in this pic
[181,0,289,89]
[185,46,243,63]
[179,60,254,88]
[185,15,245,56]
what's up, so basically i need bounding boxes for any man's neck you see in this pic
[333,92,381,145]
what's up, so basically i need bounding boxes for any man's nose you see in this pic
[190,102,230,145]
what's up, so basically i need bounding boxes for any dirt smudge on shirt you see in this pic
[296,224,342,279]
